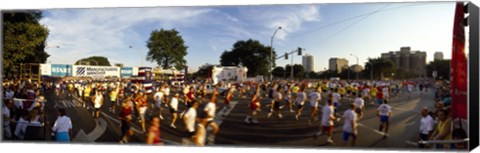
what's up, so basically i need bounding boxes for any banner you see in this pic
[51,64,72,77]
[72,66,120,78]
[450,2,467,120]
[40,64,51,76]
[120,67,133,78]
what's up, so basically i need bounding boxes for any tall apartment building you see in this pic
[302,54,315,73]
[381,47,427,77]
[329,58,349,73]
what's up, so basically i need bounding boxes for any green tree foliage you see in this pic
[363,57,396,80]
[2,11,50,76]
[193,64,214,79]
[146,29,188,70]
[426,60,451,80]
[74,56,111,66]
[220,39,276,77]
[272,67,285,78]
[285,64,305,78]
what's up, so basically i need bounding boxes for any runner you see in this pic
[268,86,283,119]
[109,87,119,114]
[284,85,294,113]
[119,97,134,144]
[342,104,358,147]
[316,99,335,144]
[83,84,92,108]
[376,90,384,105]
[146,117,163,145]
[377,99,392,138]
[308,87,322,125]
[153,87,164,120]
[185,86,195,107]
[332,88,342,118]
[353,94,365,119]
[92,91,104,118]
[245,86,261,124]
[183,100,199,138]
[222,87,233,117]
[51,108,73,143]
[134,90,148,132]
[203,88,219,144]
[168,93,180,128]
[295,87,307,120]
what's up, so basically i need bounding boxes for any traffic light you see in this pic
[285,53,288,60]
[298,47,302,55]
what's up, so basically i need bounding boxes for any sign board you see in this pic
[212,66,248,84]
[40,64,51,76]
[51,64,72,77]
[120,67,133,78]
[72,66,120,78]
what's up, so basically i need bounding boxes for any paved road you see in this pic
[41,88,436,149]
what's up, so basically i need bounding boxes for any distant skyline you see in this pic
[40,1,462,73]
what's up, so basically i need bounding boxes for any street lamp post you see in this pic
[350,53,359,80]
[270,26,282,81]
[129,45,144,66]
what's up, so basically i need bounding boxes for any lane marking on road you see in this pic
[72,118,107,142]
[405,140,419,146]
[357,123,390,137]
[215,101,238,126]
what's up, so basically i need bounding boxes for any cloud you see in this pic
[237,4,322,41]
[40,7,212,65]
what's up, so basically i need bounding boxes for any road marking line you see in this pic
[72,118,107,142]
[405,140,418,146]
[214,101,237,126]
[357,123,389,137]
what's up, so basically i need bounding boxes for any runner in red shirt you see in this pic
[186,87,195,107]
[146,117,163,145]
[376,90,384,105]
[135,91,148,132]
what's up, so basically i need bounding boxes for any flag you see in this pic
[450,2,468,120]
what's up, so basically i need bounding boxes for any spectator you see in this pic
[418,107,435,148]
[429,109,452,149]
[51,108,73,142]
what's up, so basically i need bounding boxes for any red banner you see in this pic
[450,2,468,120]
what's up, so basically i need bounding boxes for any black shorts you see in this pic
[188,131,196,137]
[169,107,177,114]
[297,103,304,110]
[273,101,281,110]
[121,121,131,134]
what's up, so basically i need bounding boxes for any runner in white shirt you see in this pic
[316,99,335,144]
[268,86,284,119]
[342,104,358,147]
[353,94,365,119]
[203,88,219,144]
[418,107,435,148]
[382,86,389,100]
[295,87,307,120]
[332,89,342,116]
[169,93,180,128]
[377,99,392,137]
[92,91,104,118]
[183,101,198,138]
[153,88,164,120]
[308,88,322,125]
[163,85,171,106]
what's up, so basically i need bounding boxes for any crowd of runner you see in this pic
[2,77,466,149]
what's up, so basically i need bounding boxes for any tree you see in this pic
[426,60,451,80]
[285,64,305,78]
[146,29,188,70]
[220,39,276,77]
[74,56,111,66]
[272,67,285,78]
[2,11,50,77]
[363,57,396,80]
[193,64,214,79]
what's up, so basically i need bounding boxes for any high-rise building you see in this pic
[434,52,444,61]
[381,47,427,77]
[329,58,349,73]
[350,64,363,72]
[302,54,315,73]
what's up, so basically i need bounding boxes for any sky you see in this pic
[39,1,460,73]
